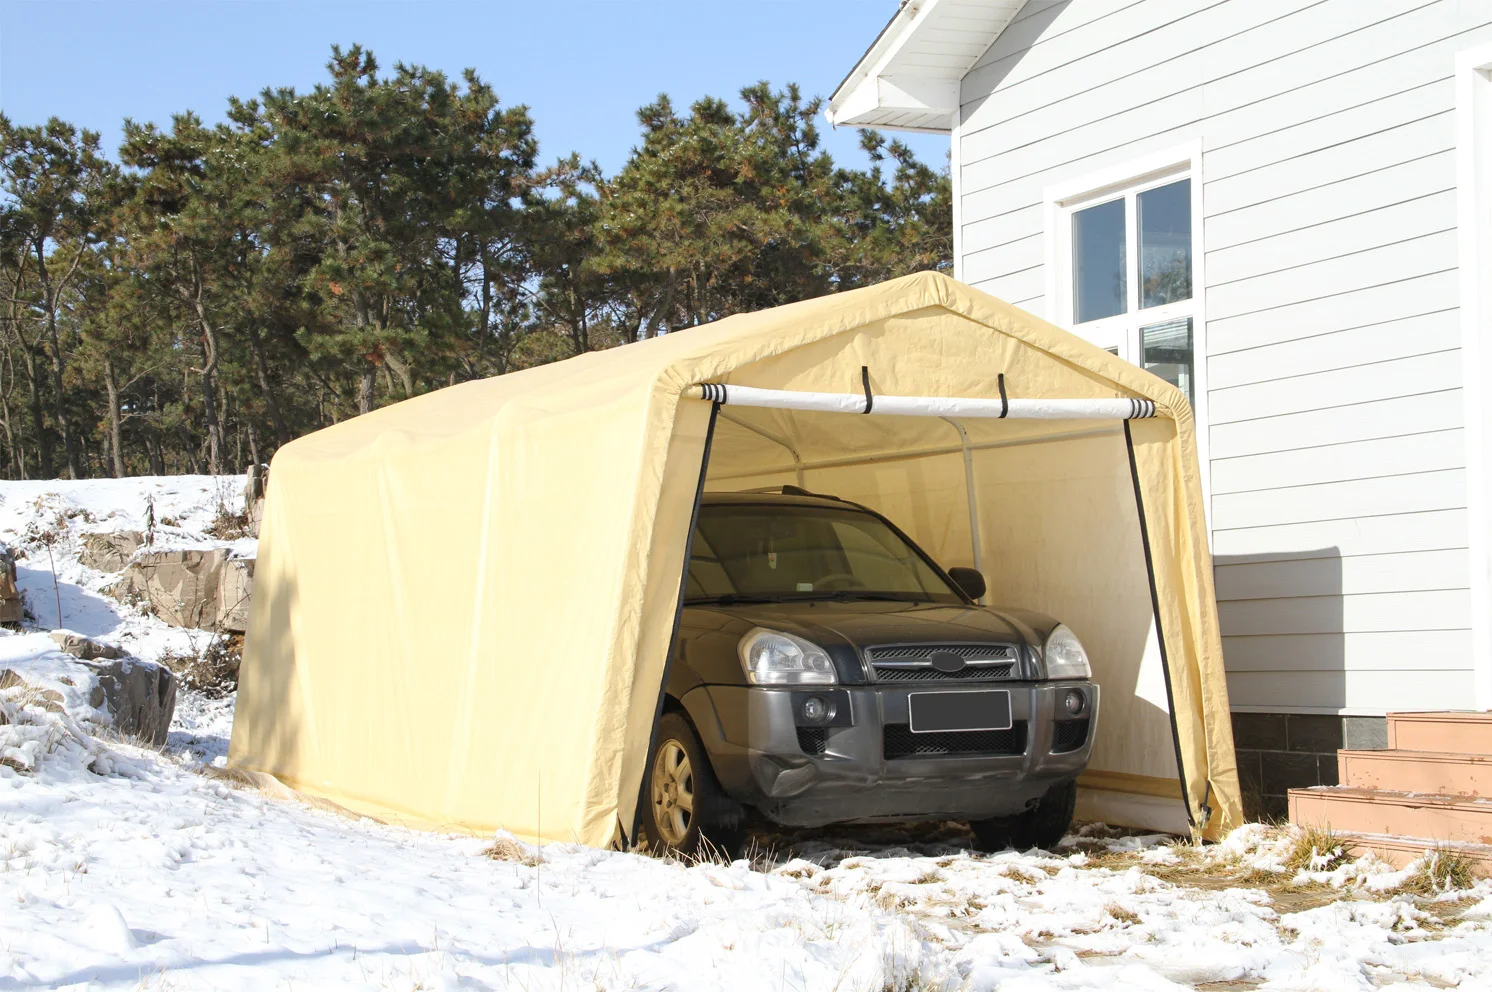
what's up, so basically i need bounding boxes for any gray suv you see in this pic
[643,488,1098,855]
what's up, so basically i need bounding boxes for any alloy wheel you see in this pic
[650,739,695,847]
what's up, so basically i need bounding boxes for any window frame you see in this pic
[1043,143,1211,525]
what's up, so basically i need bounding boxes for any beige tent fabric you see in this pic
[229,271,1242,845]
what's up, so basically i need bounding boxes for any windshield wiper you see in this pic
[685,593,792,605]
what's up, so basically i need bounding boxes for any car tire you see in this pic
[969,779,1078,853]
[640,712,742,859]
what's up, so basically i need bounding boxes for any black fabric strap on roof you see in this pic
[860,366,874,414]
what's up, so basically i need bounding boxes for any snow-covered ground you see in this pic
[3,476,1492,991]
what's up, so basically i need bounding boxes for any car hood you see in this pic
[693,599,1055,651]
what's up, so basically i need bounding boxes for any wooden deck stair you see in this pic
[1288,711,1492,874]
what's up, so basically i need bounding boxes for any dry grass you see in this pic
[205,507,252,541]
[1396,848,1479,896]
[1104,903,1142,925]
[880,965,945,992]
[1282,825,1348,872]
[485,835,544,867]
[159,635,242,697]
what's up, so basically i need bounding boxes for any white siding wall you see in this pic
[956,0,1492,714]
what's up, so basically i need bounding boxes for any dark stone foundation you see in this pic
[1230,713,1386,822]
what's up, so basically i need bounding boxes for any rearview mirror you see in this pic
[947,566,986,602]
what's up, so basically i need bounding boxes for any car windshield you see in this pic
[685,502,963,604]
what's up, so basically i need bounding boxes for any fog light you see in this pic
[1063,689,1085,715]
[802,695,831,723]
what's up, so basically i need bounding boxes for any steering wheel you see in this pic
[814,572,866,591]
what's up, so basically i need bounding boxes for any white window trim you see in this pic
[1041,142,1211,532]
[951,101,964,282]
[1456,42,1492,712]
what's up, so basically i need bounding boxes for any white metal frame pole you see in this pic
[689,384,1157,421]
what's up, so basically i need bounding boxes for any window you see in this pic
[1054,167,1200,405]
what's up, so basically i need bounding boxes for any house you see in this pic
[829,0,1492,822]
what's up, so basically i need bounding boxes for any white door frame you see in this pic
[1458,42,1492,712]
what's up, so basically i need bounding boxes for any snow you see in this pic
[3,476,1492,990]
[0,475,251,663]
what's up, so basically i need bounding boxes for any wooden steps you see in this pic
[1290,786,1492,846]
[1387,711,1492,753]
[1338,748,1492,797]
[1288,710,1492,876]
[1337,832,1492,873]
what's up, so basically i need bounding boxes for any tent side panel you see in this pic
[231,379,663,846]
[612,398,716,841]
[1127,417,1244,835]
[970,433,1186,808]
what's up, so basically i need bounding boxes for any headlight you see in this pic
[738,628,837,685]
[1043,624,1091,680]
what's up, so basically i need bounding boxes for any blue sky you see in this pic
[0,1,948,175]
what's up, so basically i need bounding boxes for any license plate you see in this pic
[908,690,1012,733]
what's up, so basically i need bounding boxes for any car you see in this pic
[642,487,1099,856]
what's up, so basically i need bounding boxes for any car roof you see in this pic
[700,488,864,511]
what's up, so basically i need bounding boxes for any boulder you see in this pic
[1,635,177,747]
[84,656,177,745]
[245,464,267,538]
[0,543,21,625]
[108,548,255,632]
[50,630,124,661]
[216,557,255,633]
[79,531,145,572]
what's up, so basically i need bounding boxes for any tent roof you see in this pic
[287,272,1191,466]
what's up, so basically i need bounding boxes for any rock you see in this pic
[108,548,255,633]
[245,464,268,538]
[83,656,177,745]
[216,557,255,633]
[0,641,176,746]
[79,531,145,573]
[0,544,20,625]
[50,630,124,661]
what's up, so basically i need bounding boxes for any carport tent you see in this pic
[229,271,1242,846]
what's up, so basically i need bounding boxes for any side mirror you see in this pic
[947,566,986,602]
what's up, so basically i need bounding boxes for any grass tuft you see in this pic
[1399,848,1478,895]
[485,835,544,867]
[1283,825,1349,872]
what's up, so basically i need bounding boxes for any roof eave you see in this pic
[826,0,1023,135]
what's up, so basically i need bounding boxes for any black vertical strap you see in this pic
[860,366,874,414]
[1123,420,1196,829]
[997,373,1008,418]
[627,401,721,847]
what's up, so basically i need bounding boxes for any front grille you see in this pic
[796,726,828,755]
[1052,719,1090,753]
[865,644,1016,662]
[883,721,1027,760]
[866,643,1021,683]
[873,663,1015,682]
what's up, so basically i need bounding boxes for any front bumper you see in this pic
[682,681,1098,827]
